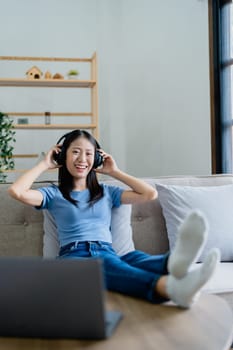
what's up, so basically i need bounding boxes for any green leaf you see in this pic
[0,111,15,178]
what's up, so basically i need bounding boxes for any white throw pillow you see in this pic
[43,204,135,258]
[156,183,233,262]
[43,210,59,257]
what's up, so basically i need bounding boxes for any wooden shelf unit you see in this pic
[0,53,99,164]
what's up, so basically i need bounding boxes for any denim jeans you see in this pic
[58,241,169,303]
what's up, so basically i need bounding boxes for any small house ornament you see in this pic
[26,66,43,79]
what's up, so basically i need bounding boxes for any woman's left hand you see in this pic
[94,150,119,175]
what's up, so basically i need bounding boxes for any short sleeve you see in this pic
[103,184,124,208]
[35,185,59,210]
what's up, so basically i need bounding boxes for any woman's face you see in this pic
[65,136,95,179]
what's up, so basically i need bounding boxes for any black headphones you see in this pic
[53,130,103,169]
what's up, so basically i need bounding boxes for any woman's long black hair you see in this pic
[57,130,103,205]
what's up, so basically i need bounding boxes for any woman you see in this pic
[8,129,220,308]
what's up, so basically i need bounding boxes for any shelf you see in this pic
[0,53,99,172]
[0,78,96,88]
[12,154,38,158]
[0,56,92,62]
[13,123,97,130]
[7,112,92,117]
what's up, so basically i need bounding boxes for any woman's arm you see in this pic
[95,151,157,204]
[108,169,157,204]
[8,146,59,206]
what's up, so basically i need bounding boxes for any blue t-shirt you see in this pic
[37,184,124,247]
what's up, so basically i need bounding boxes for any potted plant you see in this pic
[0,112,16,183]
[67,69,79,79]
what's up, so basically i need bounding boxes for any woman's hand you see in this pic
[95,150,119,175]
[43,145,62,169]
[42,145,61,169]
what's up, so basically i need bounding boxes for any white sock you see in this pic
[166,248,220,308]
[168,210,208,279]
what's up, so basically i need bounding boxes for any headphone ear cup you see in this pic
[93,151,103,169]
[53,133,68,165]
[53,146,65,165]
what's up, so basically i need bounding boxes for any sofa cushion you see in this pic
[132,174,233,255]
[43,203,135,258]
[202,263,233,294]
[156,183,233,262]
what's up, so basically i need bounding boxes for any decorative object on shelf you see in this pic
[17,118,28,124]
[44,71,52,79]
[44,111,51,125]
[67,69,79,79]
[0,112,15,183]
[26,66,43,79]
[53,73,64,79]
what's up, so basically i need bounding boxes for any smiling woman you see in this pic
[53,130,104,205]
[66,141,98,182]
[8,128,220,309]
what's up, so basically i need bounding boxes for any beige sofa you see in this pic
[1,174,233,310]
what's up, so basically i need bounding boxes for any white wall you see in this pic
[0,0,98,171]
[0,0,211,177]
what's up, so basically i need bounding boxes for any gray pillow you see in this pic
[156,183,233,262]
[43,204,135,257]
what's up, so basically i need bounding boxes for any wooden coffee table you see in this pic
[0,293,232,350]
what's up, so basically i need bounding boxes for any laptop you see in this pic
[0,257,123,339]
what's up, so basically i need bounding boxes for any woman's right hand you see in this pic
[43,145,62,169]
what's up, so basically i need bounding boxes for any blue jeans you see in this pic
[58,241,169,303]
